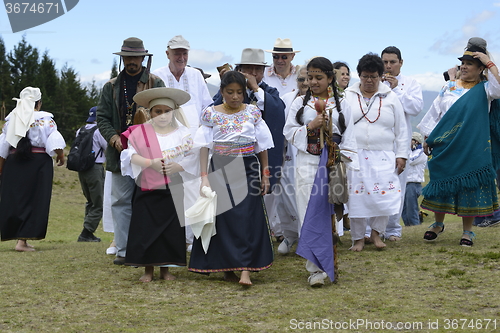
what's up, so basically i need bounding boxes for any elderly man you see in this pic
[264,38,300,96]
[364,46,423,242]
[214,48,286,190]
[97,37,165,264]
[152,35,213,137]
[152,35,213,251]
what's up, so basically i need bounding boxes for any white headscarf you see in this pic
[6,87,41,148]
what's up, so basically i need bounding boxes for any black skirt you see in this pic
[0,153,53,241]
[125,174,186,267]
[188,154,274,273]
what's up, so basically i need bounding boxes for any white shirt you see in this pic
[406,146,426,183]
[152,66,213,136]
[263,64,298,97]
[383,74,423,143]
[345,82,408,158]
[0,111,65,158]
[76,124,108,164]
[418,74,500,137]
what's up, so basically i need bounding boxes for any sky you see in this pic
[1,0,500,93]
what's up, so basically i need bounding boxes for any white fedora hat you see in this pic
[235,48,269,67]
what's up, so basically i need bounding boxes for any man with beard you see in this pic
[97,37,165,265]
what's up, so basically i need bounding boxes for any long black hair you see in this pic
[295,57,346,133]
[220,70,248,101]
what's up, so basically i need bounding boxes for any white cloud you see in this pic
[81,70,111,86]
[494,3,500,7]
[430,11,496,55]
[188,49,233,70]
[411,72,445,92]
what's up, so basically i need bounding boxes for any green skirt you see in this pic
[421,181,499,217]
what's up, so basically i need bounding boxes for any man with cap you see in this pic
[152,35,213,137]
[264,38,300,96]
[152,35,213,251]
[213,48,286,191]
[76,107,108,242]
[97,37,165,264]
[363,46,423,242]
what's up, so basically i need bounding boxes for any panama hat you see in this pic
[266,38,300,53]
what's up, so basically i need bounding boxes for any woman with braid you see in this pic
[284,57,358,287]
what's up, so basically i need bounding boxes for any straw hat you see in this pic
[266,38,300,53]
[133,88,191,127]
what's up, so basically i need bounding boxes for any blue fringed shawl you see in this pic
[423,82,500,198]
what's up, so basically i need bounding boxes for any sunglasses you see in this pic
[272,55,288,60]
[297,77,306,82]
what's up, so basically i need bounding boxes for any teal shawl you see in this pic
[423,82,499,198]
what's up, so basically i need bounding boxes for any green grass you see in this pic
[1,163,500,332]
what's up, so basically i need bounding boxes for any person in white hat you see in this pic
[152,35,213,251]
[264,38,301,96]
[97,37,165,265]
[120,87,197,282]
[0,87,66,252]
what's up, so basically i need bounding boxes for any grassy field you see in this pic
[1,159,500,332]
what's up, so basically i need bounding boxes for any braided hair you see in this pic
[295,57,346,133]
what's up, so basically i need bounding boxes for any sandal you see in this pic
[424,222,445,241]
[460,230,475,247]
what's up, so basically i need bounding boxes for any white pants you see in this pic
[351,216,389,241]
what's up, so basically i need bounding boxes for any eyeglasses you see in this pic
[360,75,380,80]
[273,55,288,60]
[297,77,306,82]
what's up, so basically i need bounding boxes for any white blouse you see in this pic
[195,104,274,154]
[283,95,359,166]
[418,74,500,137]
[0,111,66,159]
[120,125,197,180]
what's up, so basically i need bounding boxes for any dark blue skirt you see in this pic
[189,154,273,273]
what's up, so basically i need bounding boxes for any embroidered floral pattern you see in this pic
[202,106,262,135]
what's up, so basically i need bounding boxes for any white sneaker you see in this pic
[277,238,296,254]
[308,271,327,287]
[106,246,117,255]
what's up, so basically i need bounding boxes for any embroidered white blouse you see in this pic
[195,104,274,153]
[120,124,197,180]
[417,74,500,137]
[0,111,66,159]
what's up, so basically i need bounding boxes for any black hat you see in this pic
[458,45,486,63]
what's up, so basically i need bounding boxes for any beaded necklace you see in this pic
[355,94,382,124]
[222,102,243,114]
[458,79,480,90]
[123,80,135,126]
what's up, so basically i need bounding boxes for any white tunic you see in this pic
[0,111,65,158]
[152,66,213,137]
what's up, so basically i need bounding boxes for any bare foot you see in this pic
[388,235,401,242]
[239,271,252,286]
[371,230,386,249]
[15,240,35,252]
[364,236,372,244]
[139,266,154,283]
[159,267,176,281]
[223,271,239,282]
[349,239,365,252]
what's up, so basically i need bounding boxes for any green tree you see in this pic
[7,36,40,97]
[0,36,14,117]
[35,51,60,113]
[110,58,118,79]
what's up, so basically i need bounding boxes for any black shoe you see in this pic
[113,256,125,265]
[77,230,101,242]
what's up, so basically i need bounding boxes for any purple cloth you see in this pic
[296,147,335,282]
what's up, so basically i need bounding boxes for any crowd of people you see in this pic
[0,35,499,287]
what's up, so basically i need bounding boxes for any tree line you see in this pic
[0,36,116,142]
